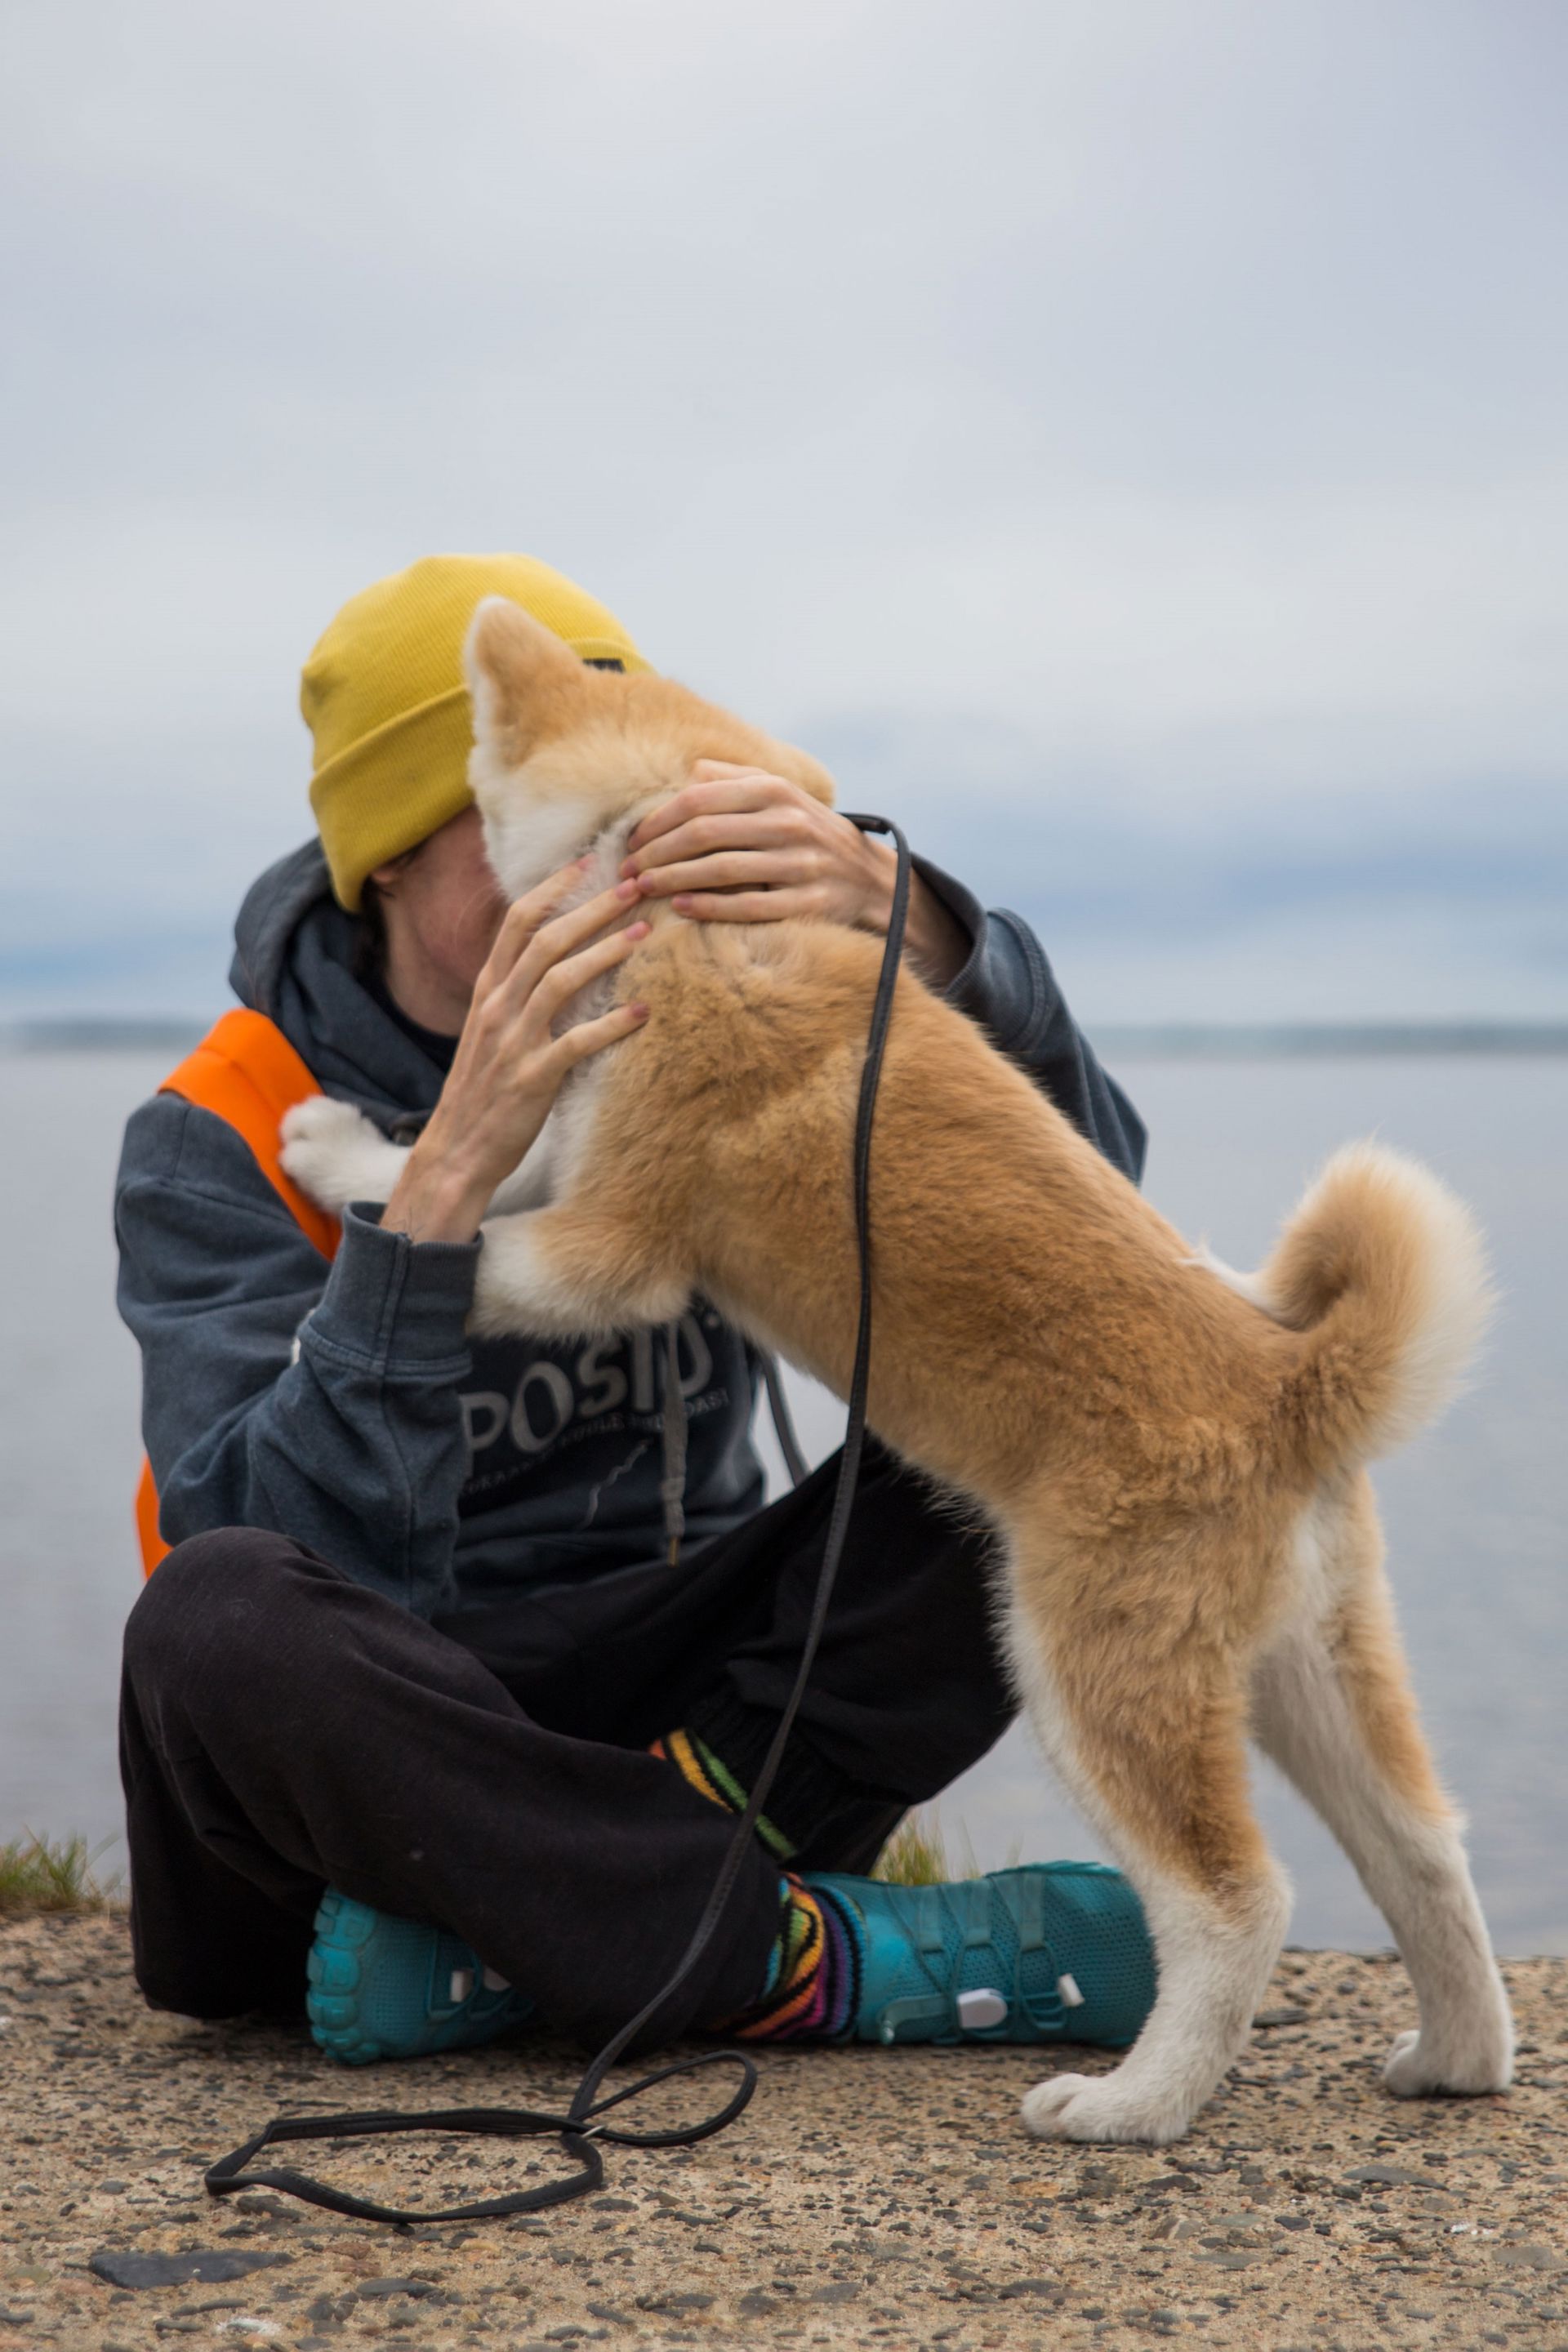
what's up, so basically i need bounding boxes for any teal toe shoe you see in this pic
[804,1860,1156,2049]
[306,1888,535,2065]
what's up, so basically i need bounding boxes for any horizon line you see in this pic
[5,1013,1567,1061]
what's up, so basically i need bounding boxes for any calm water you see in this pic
[2,1049,1562,1950]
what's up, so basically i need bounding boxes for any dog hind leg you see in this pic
[1008,1585,1291,2145]
[1250,1490,1512,2099]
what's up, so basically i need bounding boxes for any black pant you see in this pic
[119,1440,1014,2049]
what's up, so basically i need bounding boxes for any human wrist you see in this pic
[381,1138,493,1245]
[851,831,898,937]
[902,875,969,988]
[851,833,968,987]
[313,1203,480,1364]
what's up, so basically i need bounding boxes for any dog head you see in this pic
[463,595,837,900]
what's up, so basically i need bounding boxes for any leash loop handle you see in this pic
[205,2051,757,2225]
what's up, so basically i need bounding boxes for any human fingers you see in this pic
[631,848,811,901]
[667,885,825,924]
[501,877,644,1004]
[519,918,651,1032]
[545,996,652,1076]
[625,768,791,858]
[626,806,810,877]
[475,855,595,993]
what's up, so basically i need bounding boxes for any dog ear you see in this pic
[464,595,583,762]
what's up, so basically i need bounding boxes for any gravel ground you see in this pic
[1,1916,1564,2351]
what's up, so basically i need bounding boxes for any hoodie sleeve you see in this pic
[116,1091,476,1617]
[912,853,1147,1183]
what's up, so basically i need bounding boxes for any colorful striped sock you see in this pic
[649,1726,863,2039]
[727,1874,863,2042]
[650,1726,797,1861]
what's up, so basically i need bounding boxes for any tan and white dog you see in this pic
[281,597,1514,2146]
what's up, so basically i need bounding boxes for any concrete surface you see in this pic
[2,1917,1564,2350]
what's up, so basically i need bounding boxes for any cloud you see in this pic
[2,0,1563,1019]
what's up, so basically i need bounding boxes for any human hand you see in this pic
[382,862,650,1245]
[625,758,970,986]
[621,760,889,930]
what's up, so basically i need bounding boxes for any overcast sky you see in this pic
[2,0,1563,1023]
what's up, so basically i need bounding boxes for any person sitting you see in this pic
[115,552,1155,2064]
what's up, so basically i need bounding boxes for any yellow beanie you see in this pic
[301,552,649,910]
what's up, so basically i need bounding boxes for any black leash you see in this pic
[760,1349,811,1489]
[205,814,911,2229]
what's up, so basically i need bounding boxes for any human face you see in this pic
[368,803,508,1035]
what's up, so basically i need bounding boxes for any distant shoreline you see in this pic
[5,1014,1568,1060]
[1096,1021,1568,1058]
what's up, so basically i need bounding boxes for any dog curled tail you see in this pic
[1255,1142,1494,1472]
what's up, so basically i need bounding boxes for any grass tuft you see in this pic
[873,1806,1027,1886]
[874,1807,973,1886]
[0,1833,119,1918]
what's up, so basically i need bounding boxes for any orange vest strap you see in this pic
[158,1008,342,1262]
[137,1008,341,1576]
[136,1456,167,1577]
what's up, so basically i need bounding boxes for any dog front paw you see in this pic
[280,1095,404,1212]
[1383,2024,1513,2099]
[1021,2068,1196,2146]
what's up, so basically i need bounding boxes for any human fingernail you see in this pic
[629,1001,650,1018]
[672,895,693,913]
[616,877,639,899]
[626,920,651,940]
[619,856,637,876]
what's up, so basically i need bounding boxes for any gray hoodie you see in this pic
[115,840,1146,1620]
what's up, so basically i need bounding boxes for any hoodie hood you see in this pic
[229,840,446,1129]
